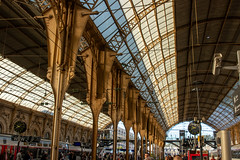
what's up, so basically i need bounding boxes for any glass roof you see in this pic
[207,82,240,130]
[86,0,177,129]
[1,0,239,132]
[0,55,111,129]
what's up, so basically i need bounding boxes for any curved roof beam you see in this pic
[0,70,27,92]
[107,0,169,52]
[127,0,174,124]
[16,80,45,105]
[103,0,168,129]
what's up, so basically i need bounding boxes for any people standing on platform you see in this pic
[16,150,23,160]
[9,152,14,160]
[168,155,173,160]
[216,155,221,160]
[182,153,188,160]
[173,155,182,160]
[59,152,64,160]
[68,151,76,160]
[23,150,31,160]
[144,153,151,160]
[41,152,48,160]
[210,155,216,160]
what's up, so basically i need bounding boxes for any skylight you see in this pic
[207,82,240,130]
[118,0,178,126]
[0,56,111,129]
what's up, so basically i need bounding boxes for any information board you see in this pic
[11,135,41,143]
[233,86,240,117]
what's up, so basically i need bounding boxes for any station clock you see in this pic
[14,121,27,134]
[188,121,200,135]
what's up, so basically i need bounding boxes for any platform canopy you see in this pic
[0,0,240,131]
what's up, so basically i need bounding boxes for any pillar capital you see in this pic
[120,72,131,120]
[139,99,146,130]
[124,120,133,131]
[127,88,139,121]
[149,135,154,142]
[121,72,131,91]
[159,141,165,147]
[45,6,90,87]
[145,107,151,117]
[140,130,145,138]
[81,46,117,160]
[139,99,146,114]
[149,112,154,121]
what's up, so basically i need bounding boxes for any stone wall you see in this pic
[0,100,92,144]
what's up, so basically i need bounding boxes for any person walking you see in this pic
[182,153,188,160]
[16,150,22,160]
[144,153,151,160]
[211,155,216,160]
[173,155,182,160]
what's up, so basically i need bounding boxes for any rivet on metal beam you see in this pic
[81,11,99,16]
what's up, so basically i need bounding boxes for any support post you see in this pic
[217,130,232,160]
[145,136,148,154]
[150,140,152,155]
[113,117,118,160]
[82,46,116,160]
[141,136,144,160]
[126,128,130,160]
[124,121,132,160]
[158,144,160,160]
[92,111,100,160]
[155,142,157,159]
[89,97,106,160]
[134,124,138,160]
[43,3,90,160]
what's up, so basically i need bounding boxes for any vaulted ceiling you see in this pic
[0,0,239,131]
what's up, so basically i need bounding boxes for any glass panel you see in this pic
[0,56,111,129]
[207,82,240,130]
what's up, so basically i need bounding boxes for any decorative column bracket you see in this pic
[139,99,146,130]
[120,72,131,119]
[108,70,130,160]
[149,113,154,136]
[43,2,90,160]
[82,47,116,160]
[128,88,139,121]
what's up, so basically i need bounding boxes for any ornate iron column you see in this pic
[42,1,90,159]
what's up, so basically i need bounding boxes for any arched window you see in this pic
[66,136,70,143]
[33,130,38,137]
[0,124,2,134]
[44,132,50,139]
[75,137,78,141]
